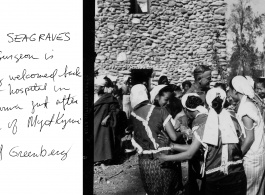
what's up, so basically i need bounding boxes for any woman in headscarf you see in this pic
[94,76,119,169]
[151,85,192,141]
[228,76,265,195]
[150,85,182,121]
[150,85,172,107]
[158,89,247,195]
[129,84,178,195]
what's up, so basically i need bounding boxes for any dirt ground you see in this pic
[93,153,188,195]
[93,153,146,195]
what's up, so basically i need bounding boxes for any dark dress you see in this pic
[94,93,119,162]
[130,104,178,195]
[191,113,247,195]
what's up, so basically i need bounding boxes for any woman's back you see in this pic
[131,104,172,151]
[192,112,244,182]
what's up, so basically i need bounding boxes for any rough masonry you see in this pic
[95,0,227,87]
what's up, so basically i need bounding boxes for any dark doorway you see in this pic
[130,69,153,90]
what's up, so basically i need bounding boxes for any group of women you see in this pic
[129,75,265,195]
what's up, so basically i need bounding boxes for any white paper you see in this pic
[0,1,83,194]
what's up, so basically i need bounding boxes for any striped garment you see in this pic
[243,151,265,195]
[237,101,265,195]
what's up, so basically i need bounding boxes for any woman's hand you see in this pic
[157,153,168,165]
[158,131,171,146]
[125,125,133,134]
[180,125,193,141]
[174,119,181,130]
[101,115,110,126]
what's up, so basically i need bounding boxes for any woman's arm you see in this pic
[164,120,178,142]
[170,143,191,152]
[157,132,190,152]
[241,116,255,156]
[159,135,201,162]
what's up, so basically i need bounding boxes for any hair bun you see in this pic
[211,96,223,113]
[186,96,204,109]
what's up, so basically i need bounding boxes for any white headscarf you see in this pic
[95,75,107,86]
[203,88,239,146]
[181,93,208,114]
[232,76,255,138]
[130,84,149,109]
[232,76,255,99]
[150,85,167,104]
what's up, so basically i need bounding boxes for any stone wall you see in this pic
[95,0,228,87]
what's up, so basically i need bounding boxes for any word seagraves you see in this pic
[7,32,70,43]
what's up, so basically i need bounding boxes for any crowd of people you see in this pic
[94,65,265,195]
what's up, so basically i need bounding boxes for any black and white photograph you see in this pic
[92,0,265,194]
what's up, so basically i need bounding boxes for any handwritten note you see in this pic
[0,1,82,194]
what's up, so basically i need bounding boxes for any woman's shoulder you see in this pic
[151,106,171,121]
[193,114,208,125]
[153,106,167,112]
[239,100,261,122]
[245,99,257,107]
[240,100,259,114]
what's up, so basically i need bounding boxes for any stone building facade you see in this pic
[95,0,228,87]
